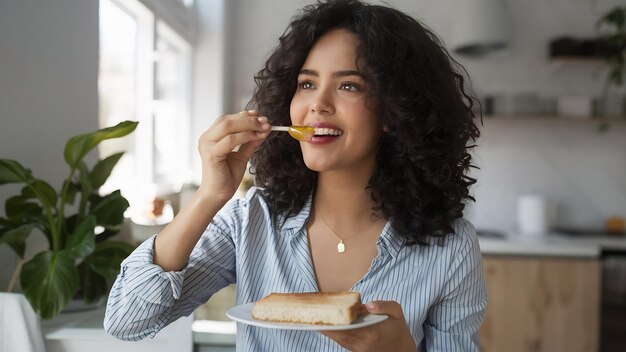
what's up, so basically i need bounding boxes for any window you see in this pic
[154,23,192,185]
[99,0,192,211]
[178,0,194,8]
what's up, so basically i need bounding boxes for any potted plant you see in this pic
[0,121,138,319]
[597,6,626,118]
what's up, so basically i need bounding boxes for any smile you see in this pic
[314,127,343,136]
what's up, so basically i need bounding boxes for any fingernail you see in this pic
[248,109,257,114]
[257,116,268,124]
[365,302,375,310]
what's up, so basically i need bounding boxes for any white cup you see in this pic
[517,195,552,236]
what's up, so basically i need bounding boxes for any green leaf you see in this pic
[0,217,13,227]
[0,224,35,258]
[24,180,57,210]
[76,162,93,219]
[0,159,33,185]
[64,121,138,169]
[61,180,79,205]
[63,215,79,236]
[90,190,129,228]
[77,162,92,194]
[66,215,96,258]
[20,185,37,199]
[77,262,108,303]
[91,152,124,189]
[6,241,26,259]
[21,250,79,319]
[86,240,135,278]
[5,196,42,223]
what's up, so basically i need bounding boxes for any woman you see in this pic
[105,1,486,351]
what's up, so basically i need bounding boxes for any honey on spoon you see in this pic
[270,125,315,142]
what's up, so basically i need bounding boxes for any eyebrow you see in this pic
[299,69,366,80]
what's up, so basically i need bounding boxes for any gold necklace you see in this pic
[316,208,352,253]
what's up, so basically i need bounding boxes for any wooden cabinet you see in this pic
[479,256,601,352]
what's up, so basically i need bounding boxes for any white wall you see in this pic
[226,0,311,111]
[223,0,626,233]
[469,118,626,232]
[0,0,98,289]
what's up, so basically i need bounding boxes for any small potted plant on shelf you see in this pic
[0,121,137,319]
[597,6,626,119]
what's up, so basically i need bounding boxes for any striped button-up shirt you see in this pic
[104,187,487,351]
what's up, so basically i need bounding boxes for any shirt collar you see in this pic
[280,192,313,234]
[376,221,405,258]
[280,193,405,258]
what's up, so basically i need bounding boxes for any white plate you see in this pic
[226,302,388,331]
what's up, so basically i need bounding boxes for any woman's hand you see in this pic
[197,110,270,201]
[321,301,418,352]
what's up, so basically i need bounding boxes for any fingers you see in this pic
[210,129,268,157]
[321,330,362,349]
[199,110,270,160]
[205,110,270,143]
[322,327,386,352]
[322,301,416,352]
[363,300,405,320]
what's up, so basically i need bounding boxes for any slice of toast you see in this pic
[251,291,362,325]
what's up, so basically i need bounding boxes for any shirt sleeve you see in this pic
[421,220,488,351]
[104,201,240,341]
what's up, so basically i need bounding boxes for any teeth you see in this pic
[314,127,343,136]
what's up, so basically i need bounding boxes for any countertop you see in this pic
[478,231,626,258]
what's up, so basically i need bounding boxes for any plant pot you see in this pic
[0,292,45,351]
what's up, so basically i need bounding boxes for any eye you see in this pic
[298,80,315,90]
[339,82,360,91]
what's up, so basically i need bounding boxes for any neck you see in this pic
[313,172,381,228]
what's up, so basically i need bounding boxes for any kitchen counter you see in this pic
[478,232,626,258]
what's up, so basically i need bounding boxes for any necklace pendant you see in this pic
[337,240,345,253]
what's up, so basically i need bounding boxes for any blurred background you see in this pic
[0,0,625,351]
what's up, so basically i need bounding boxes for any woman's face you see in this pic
[290,28,381,177]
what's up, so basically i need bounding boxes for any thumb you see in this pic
[364,300,405,320]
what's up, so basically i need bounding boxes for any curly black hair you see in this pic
[249,0,481,246]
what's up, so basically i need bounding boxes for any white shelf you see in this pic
[479,232,626,258]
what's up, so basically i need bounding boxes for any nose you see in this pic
[309,89,335,116]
